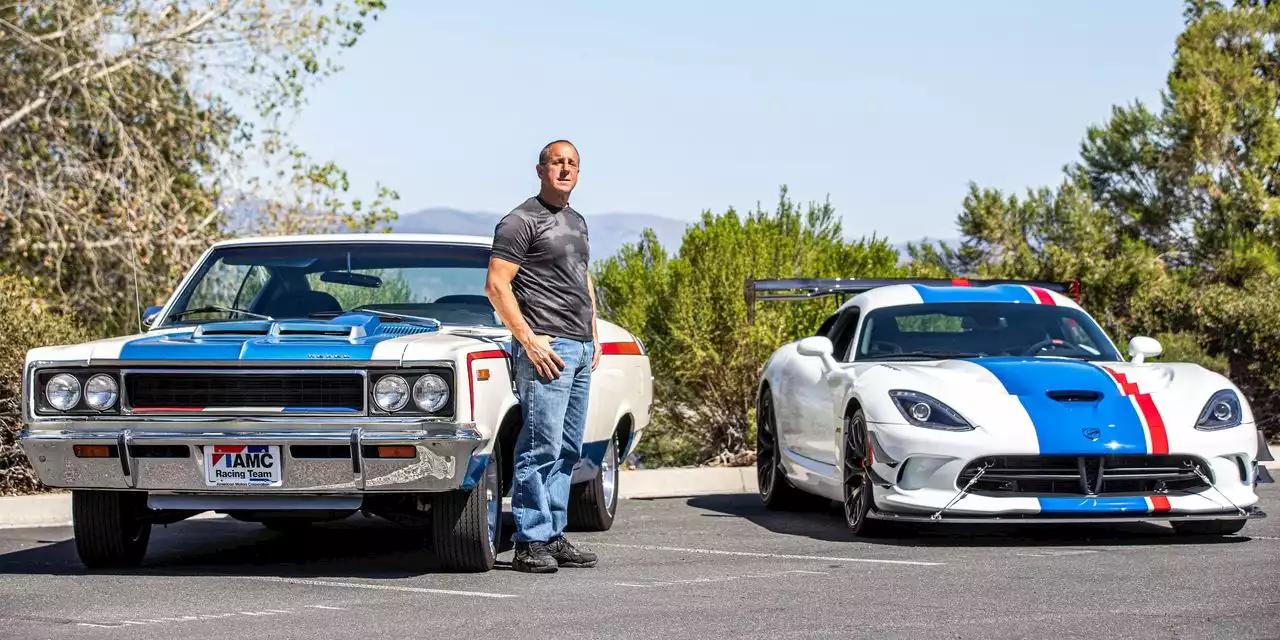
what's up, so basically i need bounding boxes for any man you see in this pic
[485,139,601,573]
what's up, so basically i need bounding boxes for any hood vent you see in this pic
[271,322,366,340]
[1045,389,1102,403]
[191,321,272,337]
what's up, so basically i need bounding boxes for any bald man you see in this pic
[485,140,600,573]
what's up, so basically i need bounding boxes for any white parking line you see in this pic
[241,576,518,598]
[615,569,827,588]
[586,542,944,566]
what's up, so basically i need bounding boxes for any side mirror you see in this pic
[1128,336,1162,364]
[142,305,163,327]
[796,336,834,357]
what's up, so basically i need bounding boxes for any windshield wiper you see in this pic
[860,351,985,361]
[169,306,274,321]
[309,309,442,328]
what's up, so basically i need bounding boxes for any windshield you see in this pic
[159,242,499,327]
[855,302,1122,361]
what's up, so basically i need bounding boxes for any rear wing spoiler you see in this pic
[744,277,1081,324]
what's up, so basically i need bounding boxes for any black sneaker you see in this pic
[511,541,558,573]
[547,536,597,568]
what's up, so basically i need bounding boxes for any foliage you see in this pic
[0,276,90,495]
[914,0,1280,437]
[0,0,399,336]
[595,188,907,466]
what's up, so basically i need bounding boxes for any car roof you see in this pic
[837,283,1086,314]
[209,233,494,249]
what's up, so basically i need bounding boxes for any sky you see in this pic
[278,1,1188,244]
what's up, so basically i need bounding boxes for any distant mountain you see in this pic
[391,207,691,262]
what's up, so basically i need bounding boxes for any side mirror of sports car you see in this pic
[796,336,834,358]
[1128,336,1162,364]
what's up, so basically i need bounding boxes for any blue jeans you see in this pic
[510,337,593,543]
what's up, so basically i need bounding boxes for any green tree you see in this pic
[914,0,1280,437]
[595,188,906,466]
[0,1,399,336]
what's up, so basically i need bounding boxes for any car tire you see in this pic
[72,489,152,569]
[1170,518,1248,536]
[843,409,885,537]
[568,429,620,532]
[429,447,502,572]
[758,389,830,511]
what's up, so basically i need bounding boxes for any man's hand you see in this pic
[525,334,566,380]
[592,337,601,370]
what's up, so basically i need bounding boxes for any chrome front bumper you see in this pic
[19,424,487,494]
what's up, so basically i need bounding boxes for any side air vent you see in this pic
[1046,390,1102,403]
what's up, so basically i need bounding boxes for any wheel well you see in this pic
[845,398,862,419]
[615,413,635,459]
[497,408,522,497]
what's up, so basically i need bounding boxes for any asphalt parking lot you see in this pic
[0,485,1277,640]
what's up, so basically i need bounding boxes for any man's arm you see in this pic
[485,256,564,380]
[587,271,600,369]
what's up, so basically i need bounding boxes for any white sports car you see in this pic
[19,234,653,571]
[748,278,1272,536]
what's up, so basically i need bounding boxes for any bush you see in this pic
[0,276,90,495]
[596,189,907,466]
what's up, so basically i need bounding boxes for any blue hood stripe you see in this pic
[968,357,1148,456]
[117,317,414,362]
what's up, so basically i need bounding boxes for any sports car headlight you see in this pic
[888,390,974,431]
[412,374,450,412]
[373,375,410,412]
[1196,390,1242,431]
[44,373,81,411]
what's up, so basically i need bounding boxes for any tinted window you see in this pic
[854,302,1120,361]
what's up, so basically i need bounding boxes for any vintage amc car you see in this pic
[747,277,1272,536]
[19,234,652,571]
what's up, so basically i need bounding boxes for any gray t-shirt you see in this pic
[491,196,594,341]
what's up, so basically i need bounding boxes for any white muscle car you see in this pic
[748,278,1271,536]
[19,234,652,571]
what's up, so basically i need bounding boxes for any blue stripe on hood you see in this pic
[967,357,1147,456]
[118,315,419,361]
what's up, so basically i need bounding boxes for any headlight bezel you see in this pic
[368,367,455,418]
[1195,389,1243,431]
[888,389,975,431]
[33,368,122,415]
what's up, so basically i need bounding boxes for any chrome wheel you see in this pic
[602,435,618,516]
[484,454,501,554]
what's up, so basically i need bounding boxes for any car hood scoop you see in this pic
[113,313,439,362]
[964,357,1160,455]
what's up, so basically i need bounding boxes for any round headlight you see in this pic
[45,373,81,411]
[84,374,119,410]
[909,402,932,422]
[374,375,409,412]
[413,374,450,412]
[1212,400,1234,422]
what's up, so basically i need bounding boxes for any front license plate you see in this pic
[204,445,282,487]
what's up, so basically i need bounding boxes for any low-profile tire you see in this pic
[843,409,885,537]
[757,389,830,511]
[429,447,502,572]
[568,429,620,532]
[72,490,152,569]
[1170,519,1248,536]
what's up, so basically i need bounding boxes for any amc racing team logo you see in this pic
[210,445,276,483]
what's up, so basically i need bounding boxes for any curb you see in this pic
[1,445,1275,530]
